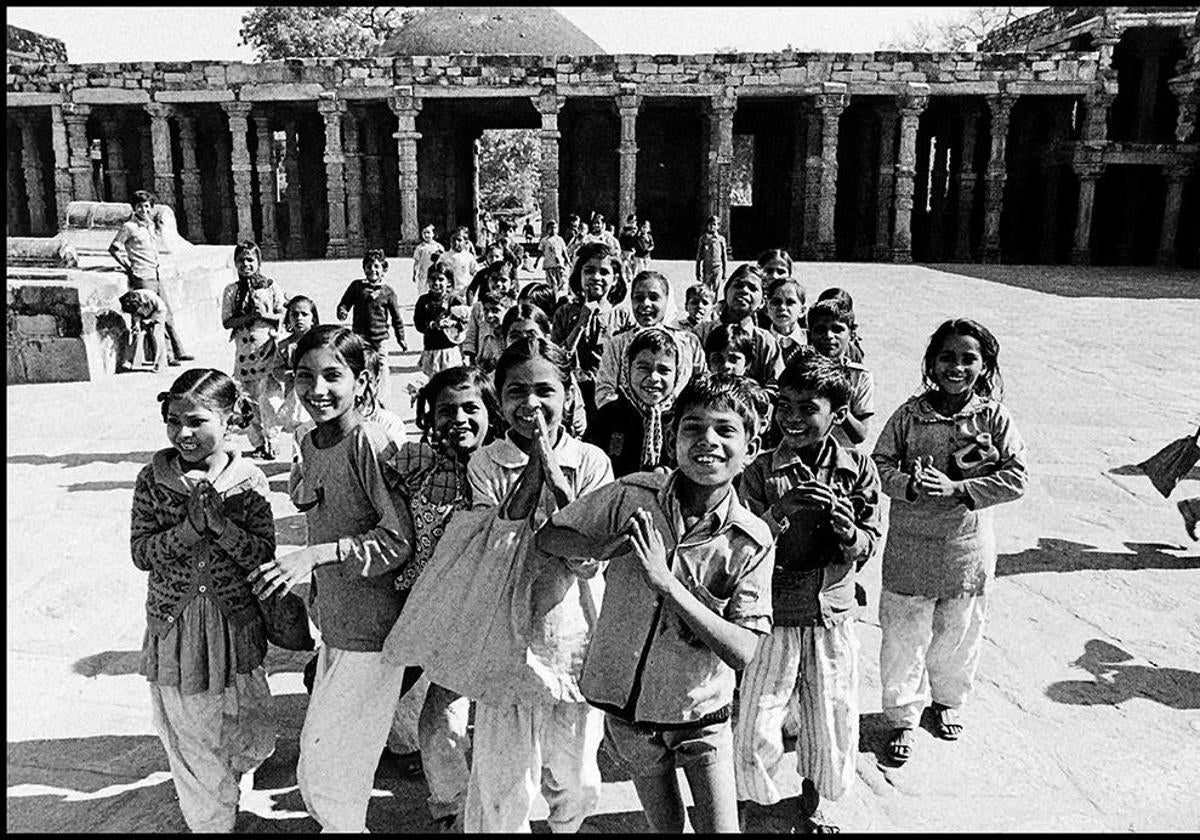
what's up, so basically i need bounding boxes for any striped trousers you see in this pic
[734,622,859,803]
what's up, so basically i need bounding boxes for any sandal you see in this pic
[931,703,963,740]
[800,812,841,834]
[887,727,914,764]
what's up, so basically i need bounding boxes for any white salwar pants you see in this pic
[464,699,604,833]
[878,589,988,729]
[296,646,408,832]
[734,622,859,804]
[149,668,276,833]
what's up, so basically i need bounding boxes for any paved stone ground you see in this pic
[7,259,1200,833]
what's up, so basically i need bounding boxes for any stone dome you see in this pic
[378,6,604,56]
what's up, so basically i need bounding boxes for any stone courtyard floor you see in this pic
[7,259,1200,832]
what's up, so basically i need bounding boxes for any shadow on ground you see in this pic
[996,538,1199,576]
[1108,462,1200,482]
[926,264,1200,299]
[1045,639,1200,709]
[7,451,160,468]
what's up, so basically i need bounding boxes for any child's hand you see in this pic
[627,508,673,595]
[532,410,559,471]
[202,485,229,537]
[250,548,318,599]
[776,480,836,518]
[186,483,207,534]
[828,497,857,544]
[917,464,961,498]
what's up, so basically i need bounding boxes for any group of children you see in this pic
[131,228,1029,833]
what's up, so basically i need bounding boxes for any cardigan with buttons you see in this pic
[131,448,276,636]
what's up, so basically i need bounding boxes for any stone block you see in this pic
[1032,60,1056,71]
[15,314,60,336]
[850,70,877,81]
[779,67,808,84]
[636,63,656,74]
[832,71,853,82]
[9,336,92,384]
[901,72,927,81]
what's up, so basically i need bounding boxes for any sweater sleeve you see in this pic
[336,281,357,320]
[463,303,483,356]
[841,454,883,566]
[385,287,405,337]
[220,283,238,330]
[412,295,433,334]
[333,434,414,577]
[215,472,277,573]
[593,332,624,408]
[871,405,915,502]
[130,466,204,572]
[960,404,1029,511]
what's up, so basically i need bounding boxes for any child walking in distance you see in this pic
[536,373,775,833]
[632,218,655,278]
[252,325,414,832]
[385,338,613,832]
[436,226,481,298]
[595,270,705,410]
[587,327,681,477]
[808,298,874,450]
[383,366,501,831]
[413,223,445,294]
[337,249,407,406]
[695,215,729,293]
[696,265,785,387]
[132,369,276,832]
[672,283,716,334]
[550,242,633,425]
[221,241,288,461]
[109,189,193,363]
[735,353,882,833]
[119,289,168,372]
[540,219,569,295]
[414,265,468,379]
[872,318,1028,764]
[271,295,319,442]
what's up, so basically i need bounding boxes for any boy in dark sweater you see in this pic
[337,249,407,404]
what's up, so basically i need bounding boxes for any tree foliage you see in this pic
[239,6,417,60]
[884,7,1040,51]
[477,130,542,217]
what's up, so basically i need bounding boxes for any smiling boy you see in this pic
[806,299,874,449]
[733,350,881,833]
[536,373,775,833]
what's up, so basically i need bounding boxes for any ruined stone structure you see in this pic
[6,6,1199,265]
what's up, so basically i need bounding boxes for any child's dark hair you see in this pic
[285,294,319,326]
[685,282,715,305]
[778,348,851,410]
[721,264,765,304]
[627,326,679,363]
[292,324,375,411]
[501,302,551,341]
[469,264,513,301]
[817,286,854,309]
[478,288,507,309]
[414,365,501,443]
[567,241,627,305]
[427,263,455,288]
[362,248,388,272]
[806,297,855,330]
[704,322,756,358]
[922,318,1004,401]
[766,275,806,304]
[157,367,253,428]
[673,372,763,440]
[756,248,793,273]
[631,269,669,298]
[130,189,156,207]
[118,290,145,314]
[233,240,262,265]
[494,336,573,395]
[518,281,557,317]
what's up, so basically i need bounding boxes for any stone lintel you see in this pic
[7,92,65,107]
[332,88,395,101]
[412,85,541,98]
[71,88,150,105]
[238,83,328,101]
[927,81,1002,96]
[737,84,827,97]
[154,89,235,103]
[630,84,721,98]
[1005,81,1094,96]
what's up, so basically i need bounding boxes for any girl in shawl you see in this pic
[587,327,680,477]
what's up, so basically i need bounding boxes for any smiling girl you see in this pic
[871,318,1028,765]
[131,369,276,832]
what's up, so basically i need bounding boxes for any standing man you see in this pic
[109,190,193,364]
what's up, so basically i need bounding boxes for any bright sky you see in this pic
[6,6,1040,64]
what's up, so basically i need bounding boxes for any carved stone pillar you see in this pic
[254,109,280,259]
[891,85,929,263]
[176,113,205,242]
[210,115,234,243]
[1156,162,1192,266]
[389,89,423,254]
[533,88,565,230]
[221,101,255,243]
[801,104,823,259]
[317,95,349,258]
[708,88,737,239]
[616,87,640,224]
[99,117,128,202]
[952,105,978,262]
[137,125,153,200]
[1080,90,1113,144]
[62,103,94,201]
[873,105,898,261]
[1070,153,1105,264]
[49,104,73,221]
[1169,79,1197,143]
[143,103,176,206]
[343,108,364,253]
[981,93,1015,263]
[283,120,304,256]
[16,113,48,235]
[814,89,848,261]
[362,115,383,248]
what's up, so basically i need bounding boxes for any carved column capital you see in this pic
[143,101,174,121]
[220,100,252,122]
[388,88,423,117]
[533,87,565,116]
[709,87,737,115]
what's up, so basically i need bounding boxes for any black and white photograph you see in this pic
[6,3,1199,833]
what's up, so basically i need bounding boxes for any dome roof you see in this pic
[378,7,604,56]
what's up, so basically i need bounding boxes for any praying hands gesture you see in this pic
[911,455,964,499]
[627,508,673,595]
[198,483,229,538]
[776,480,857,545]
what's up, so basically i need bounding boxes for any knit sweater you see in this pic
[131,449,275,636]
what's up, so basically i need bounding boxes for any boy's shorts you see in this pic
[603,712,732,779]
